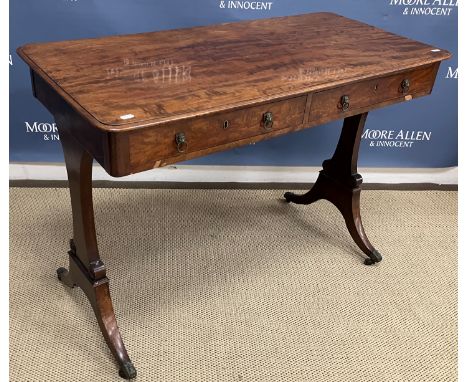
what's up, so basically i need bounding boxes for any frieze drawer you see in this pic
[308,63,440,126]
[128,95,307,172]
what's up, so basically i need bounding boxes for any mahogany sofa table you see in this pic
[17,12,450,379]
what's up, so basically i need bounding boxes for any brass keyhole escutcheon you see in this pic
[175,132,187,153]
[223,120,230,129]
[339,95,350,112]
[262,112,274,130]
[400,78,410,94]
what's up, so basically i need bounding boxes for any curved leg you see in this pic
[284,113,382,265]
[341,192,382,265]
[322,175,382,265]
[57,129,137,379]
[284,186,321,205]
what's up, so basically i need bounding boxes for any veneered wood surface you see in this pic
[17,12,450,131]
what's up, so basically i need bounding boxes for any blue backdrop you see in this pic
[9,0,458,168]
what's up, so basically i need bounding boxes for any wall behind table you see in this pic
[9,0,458,168]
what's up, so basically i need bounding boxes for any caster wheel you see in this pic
[56,267,67,281]
[364,250,382,265]
[284,192,294,203]
[364,258,375,265]
[119,361,137,379]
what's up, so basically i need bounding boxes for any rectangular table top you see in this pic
[17,12,450,132]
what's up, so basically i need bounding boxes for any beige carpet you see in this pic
[9,187,457,382]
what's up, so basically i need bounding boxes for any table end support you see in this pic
[57,128,137,379]
[284,113,382,265]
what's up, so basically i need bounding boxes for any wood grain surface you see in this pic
[17,12,450,131]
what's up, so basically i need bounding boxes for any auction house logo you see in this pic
[389,0,457,16]
[25,122,60,141]
[362,129,431,148]
[106,58,191,85]
[446,66,458,79]
[219,0,273,10]
[283,67,348,82]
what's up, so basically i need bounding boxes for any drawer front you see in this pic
[128,95,307,171]
[308,63,439,126]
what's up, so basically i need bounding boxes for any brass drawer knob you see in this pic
[175,132,187,153]
[262,112,274,130]
[400,78,410,93]
[338,95,350,112]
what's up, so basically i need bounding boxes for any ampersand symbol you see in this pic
[369,141,374,147]
[43,134,49,141]
[219,0,225,8]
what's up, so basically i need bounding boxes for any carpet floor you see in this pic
[9,187,457,382]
